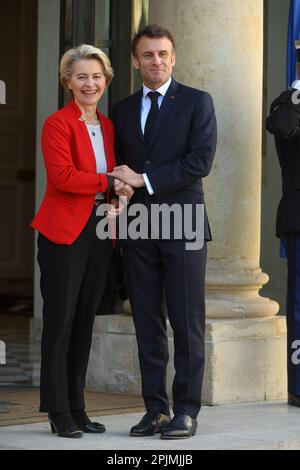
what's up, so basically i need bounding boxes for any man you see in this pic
[266,78,300,407]
[110,24,217,439]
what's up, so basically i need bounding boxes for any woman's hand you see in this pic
[106,197,127,220]
[114,177,135,199]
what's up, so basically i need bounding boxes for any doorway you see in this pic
[0,0,37,306]
[0,0,37,386]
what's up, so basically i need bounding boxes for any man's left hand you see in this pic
[108,165,145,188]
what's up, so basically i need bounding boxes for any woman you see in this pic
[31,44,130,438]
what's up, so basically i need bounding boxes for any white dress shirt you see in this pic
[142,77,172,195]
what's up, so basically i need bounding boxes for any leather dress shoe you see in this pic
[71,410,106,433]
[288,393,300,407]
[160,414,197,440]
[130,412,171,436]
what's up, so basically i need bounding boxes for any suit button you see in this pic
[145,160,151,166]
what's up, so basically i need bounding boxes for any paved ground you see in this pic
[0,387,144,426]
[1,401,300,450]
[1,314,300,450]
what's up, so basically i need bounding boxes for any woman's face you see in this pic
[67,58,106,108]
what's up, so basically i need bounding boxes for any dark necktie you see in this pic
[144,91,161,145]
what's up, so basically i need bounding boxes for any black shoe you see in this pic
[71,410,106,433]
[160,414,197,440]
[288,393,300,407]
[48,412,83,438]
[130,411,171,437]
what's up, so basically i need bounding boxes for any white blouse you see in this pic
[85,123,107,199]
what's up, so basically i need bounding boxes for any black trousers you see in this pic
[123,239,207,419]
[37,205,112,413]
[285,233,300,396]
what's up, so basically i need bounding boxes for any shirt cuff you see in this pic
[143,173,154,195]
[292,80,300,91]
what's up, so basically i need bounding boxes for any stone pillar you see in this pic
[32,0,60,325]
[30,0,61,384]
[147,0,287,404]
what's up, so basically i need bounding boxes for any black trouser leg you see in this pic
[160,240,207,418]
[38,234,88,412]
[37,207,112,413]
[123,241,170,414]
[67,236,112,410]
[286,233,300,396]
[123,239,207,418]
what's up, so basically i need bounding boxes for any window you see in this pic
[59,0,149,113]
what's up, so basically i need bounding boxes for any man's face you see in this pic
[132,36,176,90]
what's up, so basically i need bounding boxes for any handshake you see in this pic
[106,165,146,218]
[108,165,145,199]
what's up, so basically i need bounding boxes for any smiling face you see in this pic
[132,36,176,90]
[67,58,106,109]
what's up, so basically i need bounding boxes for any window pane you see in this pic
[65,0,73,46]
[95,0,110,42]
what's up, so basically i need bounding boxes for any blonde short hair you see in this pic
[60,44,114,94]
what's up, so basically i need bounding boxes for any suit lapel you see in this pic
[147,79,179,151]
[131,89,144,144]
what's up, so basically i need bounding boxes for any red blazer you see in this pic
[31,100,116,245]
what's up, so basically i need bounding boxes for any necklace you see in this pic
[85,122,100,137]
[79,116,99,126]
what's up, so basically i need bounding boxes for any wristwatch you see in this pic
[107,175,115,191]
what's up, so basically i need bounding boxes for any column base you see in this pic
[86,315,141,394]
[86,314,287,406]
[203,316,287,405]
[205,267,280,318]
[206,295,280,319]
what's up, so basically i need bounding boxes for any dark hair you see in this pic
[131,24,176,56]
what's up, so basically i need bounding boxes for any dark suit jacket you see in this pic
[266,89,300,237]
[111,79,217,246]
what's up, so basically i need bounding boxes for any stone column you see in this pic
[30,0,61,384]
[33,0,60,324]
[147,0,287,404]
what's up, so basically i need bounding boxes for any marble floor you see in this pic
[0,314,39,387]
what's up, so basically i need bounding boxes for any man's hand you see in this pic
[108,165,145,188]
[114,177,135,199]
